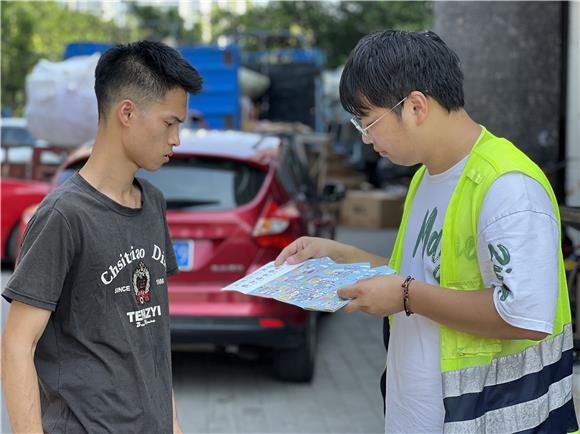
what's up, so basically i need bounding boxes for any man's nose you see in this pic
[171,130,181,147]
[361,133,373,145]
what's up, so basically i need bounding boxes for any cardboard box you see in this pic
[339,189,406,229]
[328,174,367,189]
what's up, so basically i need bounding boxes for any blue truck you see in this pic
[66,40,326,132]
[65,42,241,130]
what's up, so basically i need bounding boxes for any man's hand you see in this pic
[275,236,390,267]
[338,275,406,316]
[275,236,353,266]
[172,391,183,434]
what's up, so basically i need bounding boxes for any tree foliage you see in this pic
[1,1,431,114]
[211,1,433,67]
[128,3,201,45]
[1,1,132,115]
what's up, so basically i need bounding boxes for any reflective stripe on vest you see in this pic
[442,323,573,399]
[443,375,573,433]
[443,324,574,432]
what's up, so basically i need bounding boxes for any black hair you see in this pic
[339,30,464,117]
[94,40,203,119]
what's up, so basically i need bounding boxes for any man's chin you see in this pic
[138,163,162,172]
[384,157,416,168]
[379,152,398,164]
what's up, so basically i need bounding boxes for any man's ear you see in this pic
[117,99,136,127]
[406,91,429,125]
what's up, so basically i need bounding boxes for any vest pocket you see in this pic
[441,326,502,371]
[456,331,502,356]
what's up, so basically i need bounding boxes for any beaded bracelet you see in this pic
[402,275,415,316]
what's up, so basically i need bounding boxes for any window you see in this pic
[1,126,36,147]
[58,157,267,211]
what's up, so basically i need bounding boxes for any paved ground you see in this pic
[172,311,386,433]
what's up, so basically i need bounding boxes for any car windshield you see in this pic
[1,125,36,147]
[57,156,267,211]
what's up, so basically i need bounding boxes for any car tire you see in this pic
[273,312,317,382]
[6,225,19,266]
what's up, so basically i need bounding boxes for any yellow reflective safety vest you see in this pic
[387,128,578,433]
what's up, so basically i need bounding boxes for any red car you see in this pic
[1,178,50,264]
[18,129,343,382]
[1,118,65,264]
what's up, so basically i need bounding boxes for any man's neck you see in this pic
[79,134,141,208]
[421,110,482,175]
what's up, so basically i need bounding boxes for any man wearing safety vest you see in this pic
[276,30,578,433]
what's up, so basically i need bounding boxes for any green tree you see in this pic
[211,1,433,67]
[129,3,202,45]
[1,1,132,115]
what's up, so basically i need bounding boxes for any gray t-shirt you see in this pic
[3,172,178,434]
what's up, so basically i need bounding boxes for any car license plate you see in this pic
[173,239,194,271]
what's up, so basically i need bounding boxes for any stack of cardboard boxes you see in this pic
[284,131,408,230]
[339,188,406,229]
[325,146,407,230]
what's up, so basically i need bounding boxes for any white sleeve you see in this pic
[476,173,560,334]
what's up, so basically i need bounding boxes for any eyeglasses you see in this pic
[350,96,407,138]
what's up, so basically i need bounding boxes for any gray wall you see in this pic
[434,1,565,171]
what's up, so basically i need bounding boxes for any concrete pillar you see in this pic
[434,1,565,191]
[567,1,580,209]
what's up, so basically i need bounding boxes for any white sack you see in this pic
[25,53,100,147]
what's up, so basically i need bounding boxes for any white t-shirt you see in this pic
[384,152,560,433]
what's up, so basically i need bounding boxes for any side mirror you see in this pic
[321,181,346,202]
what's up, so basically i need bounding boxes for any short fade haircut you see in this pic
[340,30,464,118]
[94,40,203,119]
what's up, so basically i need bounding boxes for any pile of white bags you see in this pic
[24,53,100,147]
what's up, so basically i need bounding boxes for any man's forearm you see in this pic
[2,346,43,433]
[342,245,389,268]
[409,281,548,340]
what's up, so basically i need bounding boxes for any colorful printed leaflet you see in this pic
[222,257,396,312]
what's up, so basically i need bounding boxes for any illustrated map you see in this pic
[222,257,396,312]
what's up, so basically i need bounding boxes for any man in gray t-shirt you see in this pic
[2,41,202,433]
[5,174,178,432]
